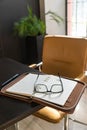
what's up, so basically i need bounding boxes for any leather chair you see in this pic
[29,35,87,130]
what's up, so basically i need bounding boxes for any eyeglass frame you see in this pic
[34,73,64,94]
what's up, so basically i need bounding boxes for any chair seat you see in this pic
[34,106,66,123]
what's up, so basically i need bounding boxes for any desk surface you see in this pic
[0,58,42,130]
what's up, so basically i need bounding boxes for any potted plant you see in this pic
[14,6,46,64]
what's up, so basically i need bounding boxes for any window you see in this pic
[67,0,87,37]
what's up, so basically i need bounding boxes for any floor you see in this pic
[8,88,87,130]
[17,115,87,130]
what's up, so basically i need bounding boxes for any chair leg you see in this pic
[5,123,19,130]
[69,117,87,126]
[64,114,69,130]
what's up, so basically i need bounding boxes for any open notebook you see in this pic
[1,73,77,106]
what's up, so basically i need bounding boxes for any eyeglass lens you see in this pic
[34,74,63,93]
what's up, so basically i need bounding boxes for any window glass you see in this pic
[67,0,87,37]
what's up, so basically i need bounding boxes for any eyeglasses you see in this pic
[34,74,63,94]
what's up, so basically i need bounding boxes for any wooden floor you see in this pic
[18,115,87,130]
[12,88,87,130]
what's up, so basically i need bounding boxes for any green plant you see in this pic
[14,7,46,37]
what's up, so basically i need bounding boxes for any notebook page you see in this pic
[6,73,77,106]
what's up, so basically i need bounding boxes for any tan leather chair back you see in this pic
[42,35,87,78]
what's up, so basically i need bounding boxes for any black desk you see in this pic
[0,58,42,130]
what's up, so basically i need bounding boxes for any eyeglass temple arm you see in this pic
[58,73,64,91]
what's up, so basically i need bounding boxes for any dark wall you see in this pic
[0,0,40,62]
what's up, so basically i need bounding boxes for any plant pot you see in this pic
[24,35,44,65]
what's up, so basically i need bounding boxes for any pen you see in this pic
[2,73,19,87]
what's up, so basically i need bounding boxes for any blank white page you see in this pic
[6,73,77,106]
